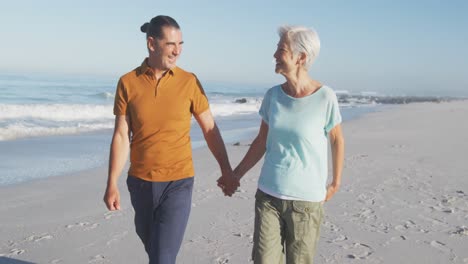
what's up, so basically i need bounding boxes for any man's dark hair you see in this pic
[140,15,180,39]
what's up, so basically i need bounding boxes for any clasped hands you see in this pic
[216,170,240,197]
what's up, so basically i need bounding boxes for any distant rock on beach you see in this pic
[235,98,248,104]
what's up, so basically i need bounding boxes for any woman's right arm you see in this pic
[234,120,269,179]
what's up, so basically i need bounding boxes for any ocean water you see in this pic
[0,73,382,186]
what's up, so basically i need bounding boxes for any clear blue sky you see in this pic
[1,0,467,95]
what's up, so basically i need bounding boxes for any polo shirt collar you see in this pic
[139,58,177,77]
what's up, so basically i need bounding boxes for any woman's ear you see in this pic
[297,52,307,67]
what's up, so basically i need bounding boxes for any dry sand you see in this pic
[1,101,467,264]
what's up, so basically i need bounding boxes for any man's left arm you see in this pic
[325,124,345,201]
[194,109,238,196]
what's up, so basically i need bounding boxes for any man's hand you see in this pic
[217,171,240,197]
[103,184,121,210]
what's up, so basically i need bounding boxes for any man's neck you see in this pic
[153,68,168,80]
[147,59,169,80]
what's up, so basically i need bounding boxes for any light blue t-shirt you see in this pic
[258,85,342,202]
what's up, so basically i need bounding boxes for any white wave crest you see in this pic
[0,104,113,121]
[0,122,114,141]
[96,92,115,99]
[0,99,262,141]
[210,99,261,117]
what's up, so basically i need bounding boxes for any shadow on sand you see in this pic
[0,257,36,264]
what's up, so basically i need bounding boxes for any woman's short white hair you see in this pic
[278,25,320,69]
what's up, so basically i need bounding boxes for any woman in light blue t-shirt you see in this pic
[227,25,345,263]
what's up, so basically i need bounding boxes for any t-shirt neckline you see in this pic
[278,84,324,100]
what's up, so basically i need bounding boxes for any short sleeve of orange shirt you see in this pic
[113,60,209,182]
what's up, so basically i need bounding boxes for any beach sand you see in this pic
[1,101,467,264]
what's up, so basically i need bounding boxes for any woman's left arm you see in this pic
[325,124,345,201]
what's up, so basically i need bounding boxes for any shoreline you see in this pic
[0,104,385,187]
[1,100,467,263]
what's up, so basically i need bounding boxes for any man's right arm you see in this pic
[103,115,131,211]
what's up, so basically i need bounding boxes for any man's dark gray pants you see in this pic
[127,175,194,264]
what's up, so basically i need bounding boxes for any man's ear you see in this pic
[147,37,155,52]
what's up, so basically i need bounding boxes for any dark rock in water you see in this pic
[235,98,247,104]
[233,142,241,146]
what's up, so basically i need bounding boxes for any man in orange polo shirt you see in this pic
[103,15,239,263]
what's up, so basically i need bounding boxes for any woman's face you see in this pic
[273,36,298,75]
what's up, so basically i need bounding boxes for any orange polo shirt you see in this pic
[113,59,209,182]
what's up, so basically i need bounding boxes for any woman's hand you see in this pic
[325,183,340,202]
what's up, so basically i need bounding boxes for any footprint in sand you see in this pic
[344,243,374,260]
[357,193,376,205]
[232,232,253,242]
[106,231,128,246]
[331,234,348,243]
[88,254,109,264]
[104,211,122,220]
[347,154,369,161]
[354,207,376,222]
[0,234,51,257]
[441,196,457,205]
[84,223,100,231]
[429,197,457,214]
[418,214,448,227]
[215,254,232,264]
[0,248,25,257]
[66,222,99,230]
[429,240,452,254]
[25,233,53,242]
[394,219,418,231]
[323,221,342,232]
[382,235,409,247]
[450,226,468,236]
[192,188,222,205]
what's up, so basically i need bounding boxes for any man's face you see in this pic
[149,26,183,71]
